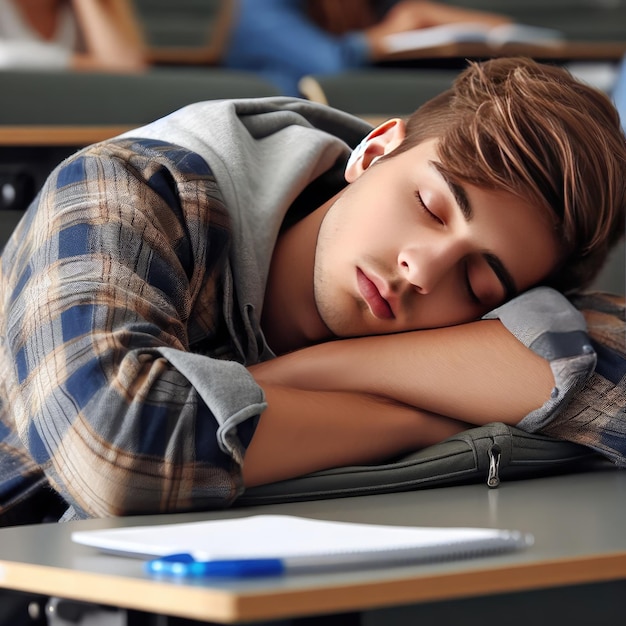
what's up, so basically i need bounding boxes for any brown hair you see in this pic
[390,57,626,294]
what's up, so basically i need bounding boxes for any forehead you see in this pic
[402,138,558,228]
[399,139,561,290]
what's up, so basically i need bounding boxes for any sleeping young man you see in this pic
[0,57,624,525]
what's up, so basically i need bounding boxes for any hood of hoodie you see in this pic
[120,96,372,359]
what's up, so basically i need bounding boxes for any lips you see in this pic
[357,268,394,320]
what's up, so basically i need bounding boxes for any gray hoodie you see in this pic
[121,97,373,477]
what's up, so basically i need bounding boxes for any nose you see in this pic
[397,239,465,294]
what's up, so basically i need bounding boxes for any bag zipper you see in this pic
[487,443,501,488]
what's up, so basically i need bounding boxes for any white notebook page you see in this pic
[72,514,533,567]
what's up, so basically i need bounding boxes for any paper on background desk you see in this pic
[71,515,533,568]
[383,22,563,53]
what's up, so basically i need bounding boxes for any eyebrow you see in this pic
[431,162,518,301]
[433,163,472,220]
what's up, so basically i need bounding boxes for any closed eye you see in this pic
[415,191,443,225]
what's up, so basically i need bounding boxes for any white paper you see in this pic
[383,22,563,53]
[72,514,532,567]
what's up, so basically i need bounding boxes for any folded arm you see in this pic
[243,317,554,487]
[70,0,147,72]
[251,319,554,423]
[244,289,596,488]
[242,385,471,487]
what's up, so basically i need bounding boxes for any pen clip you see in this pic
[145,552,196,576]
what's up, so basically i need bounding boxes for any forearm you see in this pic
[71,0,147,71]
[366,0,511,58]
[409,1,511,28]
[242,385,469,488]
[251,319,555,425]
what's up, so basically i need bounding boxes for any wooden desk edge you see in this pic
[1,551,625,623]
[0,126,135,146]
[147,46,218,66]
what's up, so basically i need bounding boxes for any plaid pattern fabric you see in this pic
[0,138,256,524]
[542,291,626,466]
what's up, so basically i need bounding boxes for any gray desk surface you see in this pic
[0,468,625,623]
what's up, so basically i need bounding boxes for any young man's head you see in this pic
[388,56,626,295]
[266,57,626,352]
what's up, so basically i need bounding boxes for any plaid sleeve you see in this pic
[482,287,597,432]
[0,138,265,519]
[540,292,626,467]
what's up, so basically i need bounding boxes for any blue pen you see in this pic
[143,529,534,579]
[145,553,285,578]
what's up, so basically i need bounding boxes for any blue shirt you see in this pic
[222,0,377,95]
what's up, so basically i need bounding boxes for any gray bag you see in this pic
[237,422,602,507]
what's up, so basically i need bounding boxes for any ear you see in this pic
[345,118,406,183]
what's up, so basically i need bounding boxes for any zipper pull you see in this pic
[487,443,501,488]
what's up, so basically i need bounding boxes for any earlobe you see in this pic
[344,118,406,183]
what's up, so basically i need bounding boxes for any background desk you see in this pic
[0,468,624,625]
[0,66,282,247]
[0,126,132,251]
[381,39,626,65]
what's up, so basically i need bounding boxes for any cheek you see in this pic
[528,241,560,286]
[503,242,559,295]
[496,210,560,290]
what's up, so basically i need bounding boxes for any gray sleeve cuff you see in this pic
[482,286,596,432]
[155,347,267,464]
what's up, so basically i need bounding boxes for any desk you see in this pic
[0,125,133,148]
[0,468,625,624]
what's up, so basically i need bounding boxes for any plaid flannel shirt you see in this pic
[0,138,262,525]
[542,292,626,467]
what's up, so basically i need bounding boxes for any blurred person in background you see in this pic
[222,0,511,95]
[0,0,147,72]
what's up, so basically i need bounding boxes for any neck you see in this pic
[262,195,337,355]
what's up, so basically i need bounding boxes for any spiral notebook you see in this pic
[72,514,533,575]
